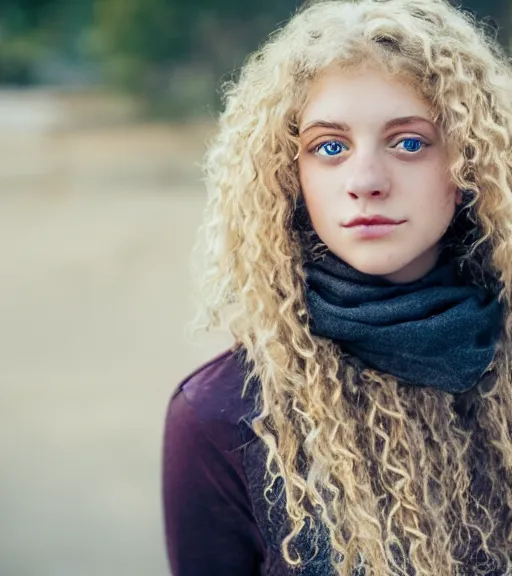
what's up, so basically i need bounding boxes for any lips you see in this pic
[344,215,405,227]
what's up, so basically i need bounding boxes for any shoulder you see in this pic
[162,348,266,572]
[176,346,252,423]
[166,346,256,451]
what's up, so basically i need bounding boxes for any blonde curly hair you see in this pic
[192,0,512,574]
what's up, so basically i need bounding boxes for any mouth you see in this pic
[343,222,405,239]
[343,215,406,227]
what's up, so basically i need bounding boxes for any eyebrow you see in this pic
[300,115,436,135]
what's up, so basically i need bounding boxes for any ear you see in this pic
[455,188,463,205]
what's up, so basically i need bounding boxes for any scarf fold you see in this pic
[304,251,504,393]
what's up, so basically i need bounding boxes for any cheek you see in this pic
[414,183,458,236]
[301,190,326,232]
[298,159,322,218]
[298,157,317,195]
[298,158,338,212]
[424,157,458,211]
[411,161,457,211]
[435,183,458,216]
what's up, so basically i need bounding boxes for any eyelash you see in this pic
[312,137,429,157]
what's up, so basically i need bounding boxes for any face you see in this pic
[298,65,460,283]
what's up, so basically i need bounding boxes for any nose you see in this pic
[344,151,391,200]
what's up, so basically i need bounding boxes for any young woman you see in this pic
[162,0,512,574]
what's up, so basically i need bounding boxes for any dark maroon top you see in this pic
[162,349,506,575]
[162,349,267,575]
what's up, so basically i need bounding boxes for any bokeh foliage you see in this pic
[0,0,510,115]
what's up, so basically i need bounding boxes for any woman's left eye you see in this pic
[395,138,425,153]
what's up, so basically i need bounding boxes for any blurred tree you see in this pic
[0,0,55,84]
[1,0,511,112]
[90,0,512,116]
[462,0,512,46]
[90,0,179,89]
[90,0,300,114]
[0,0,93,85]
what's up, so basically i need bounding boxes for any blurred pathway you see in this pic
[0,91,228,576]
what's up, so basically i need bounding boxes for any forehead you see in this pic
[300,65,433,128]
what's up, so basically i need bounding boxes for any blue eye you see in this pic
[316,140,347,157]
[397,138,424,153]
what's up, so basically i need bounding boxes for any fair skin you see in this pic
[298,65,461,284]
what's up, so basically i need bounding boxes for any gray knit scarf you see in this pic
[304,251,504,393]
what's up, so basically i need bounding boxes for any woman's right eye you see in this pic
[314,140,347,157]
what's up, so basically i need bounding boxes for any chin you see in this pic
[337,253,399,276]
[339,252,420,282]
[349,256,433,284]
[329,240,439,283]
[353,262,399,276]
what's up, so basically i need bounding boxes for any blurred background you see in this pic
[0,1,510,575]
